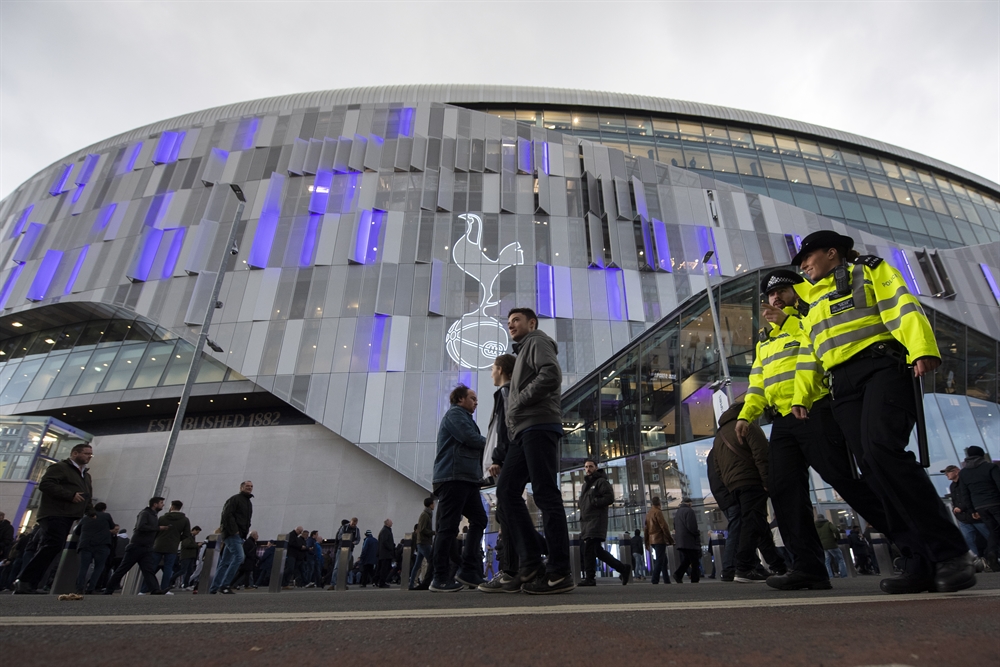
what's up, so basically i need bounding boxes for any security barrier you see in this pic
[196,534,218,594]
[268,534,287,593]
[399,532,412,591]
[569,532,581,584]
[333,534,351,591]
[869,532,895,576]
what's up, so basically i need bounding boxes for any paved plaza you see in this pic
[2,575,997,666]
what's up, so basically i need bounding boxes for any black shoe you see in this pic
[673,574,683,584]
[150,589,168,595]
[455,571,486,588]
[522,572,576,595]
[620,569,631,586]
[734,570,768,583]
[12,580,37,595]
[880,572,935,594]
[933,553,976,593]
[766,570,832,591]
[220,587,236,594]
[578,578,597,587]
[377,583,390,589]
[720,570,735,582]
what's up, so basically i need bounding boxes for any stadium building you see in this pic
[0,86,996,539]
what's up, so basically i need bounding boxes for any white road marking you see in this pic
[3,589,996,626]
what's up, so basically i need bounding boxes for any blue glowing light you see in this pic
[153,132,182,164]
[13,223,44,264]
[161,228,186,279]
[351,209,386,264]
[125,142,143,172]
[889,248,920,295]
[129,228,164,282]
[536,262,555,317]
[540,142,550,176]
[144,192,174,228]
[248,174,285,269]
[309,171,333,214]
[75,154,100,185]
[369,315,389,372]
[93,203,117,233]
[26,250,63,301]
[64,246,89,295]
[299,215,321,267]
[981,263,1000,306]
[606,268,625,320]
[697,226,718,275]
[49,164,73,196]
[0,265,24,309]
[71,185,86,204]
[391,108,415,138]
[651,219,672,272]
[9,205,33,239]
[236,117,260,150]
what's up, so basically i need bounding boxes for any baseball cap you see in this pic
[939,465,960,473]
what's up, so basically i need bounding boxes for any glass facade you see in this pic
[472,106,1000,250]
[559,270,999,538]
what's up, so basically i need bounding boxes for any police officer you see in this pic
[739,269,890,591]
[765,230,974,594]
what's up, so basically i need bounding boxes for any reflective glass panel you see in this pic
[99,343,147,392]
[130,341,176,388]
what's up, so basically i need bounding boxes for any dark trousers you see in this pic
[830,355,966,573]
[675,548,701,582]
[283,558,307,586]
[731,485,781,573]
[176,557,196,587]
[495,429,570,576]
[583,538,626,579]
[432,480,488,582]
[769,398,891,578]
[649,543,670,584]
[376,558,393,585]
[17,515,76,589]
[722,504,741,574]
[104,544,160,593]
[361,563,375,585]
[76,546,110,593]
[977,505,1000,563]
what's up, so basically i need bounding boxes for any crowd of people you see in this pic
[2,232,997,597]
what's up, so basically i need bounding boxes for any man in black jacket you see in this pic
[578,459,630,586]
[957,447,1000,572]
[75,502,115,594]
[103,497,167,594]
[210,480,254,594]
[0,512,13,564]
[376,519,395,588]
[14,443,94,594]
[673,498,701,583]
[147,500,191,593]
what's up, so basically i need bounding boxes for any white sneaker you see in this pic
[164,591,174,595]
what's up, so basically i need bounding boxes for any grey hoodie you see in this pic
[506,329,563,438]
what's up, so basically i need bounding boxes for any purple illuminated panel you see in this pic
[350,209,386,264]
[0,265,24,310]
[128,228,164,282]
[152,132,183,164]
[517,138,533,174]
[92,203,117,233]
[12,223,44,264]
[369,315,389,372]
[248,174,285,269]
[388,108,415,138]
[606,268,626,321]
[49,164,73,196]
[299,215,321,268]
[309,171,333,214]
[123,142,143,173]
[160,228,186,279]
[652,219,672,272]
[981,264,1000,306]
[71,185,86,204]
[698,226,719,276]
[234,117,260,150]
[75,154,100,185]
[64,246,89,295]
[9,205,33,238]
[26,250,63,301]
[889,248,921,295]
[536,262,555,317]
[144,192,174,228]
[539,142,550,175]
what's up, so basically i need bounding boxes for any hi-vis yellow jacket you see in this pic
[739,307,828,423]
[784,256,940,369]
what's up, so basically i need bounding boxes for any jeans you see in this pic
[583,538,627,579]
[722,505,741,575]
[958,521,990,556]
[409,544,432,588]
[176,557,196,587]
[431,480,487,582]
[211,536,245,592]
[105,544,160,593]
[649,543,669,584]
[76,546,110,593]
[17,515,76,589]
[825,547,848,578]
[495,429,570,577]
[141,552,178,593]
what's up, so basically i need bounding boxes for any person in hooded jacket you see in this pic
[359,529,378,586]
[148,499,191,593]
[578,458,630,586]
[957,446,1000,571]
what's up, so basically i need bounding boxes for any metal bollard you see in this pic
[334,535,351,591]
[668,544,679,577]
[711,535,725,576]
[196,534,219,594]
[869,532,894,576]
[569,532,581,584]
[49,523,81,595]
[839,540,858,577]
[702,549,713,577]
[268,534,288,593]
[399,532,413,591]
[620,538,631,578]
[121,566,141,596]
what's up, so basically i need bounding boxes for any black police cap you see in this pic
[790,230,855,266]
[760,269,803,295]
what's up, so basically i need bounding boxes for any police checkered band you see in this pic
[765,275,796,291]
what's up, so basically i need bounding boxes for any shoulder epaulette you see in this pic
[855,255,883,268]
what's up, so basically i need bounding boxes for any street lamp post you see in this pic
[152,184,246,497]
[701,250,733,404]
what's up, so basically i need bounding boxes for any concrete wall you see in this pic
[86,423,429,541]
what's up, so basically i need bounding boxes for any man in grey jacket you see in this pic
[496,308,573,595]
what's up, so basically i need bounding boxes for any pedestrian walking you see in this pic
[578,458,631,586]
[956,446,1000,572]
[74,502,115,594]
[782,230,974,593]
[496,308,573,595]
[376,519,395,588]
[408,498,435,590]
[176,526,201,589]
[816,516,848,578]
[430,384,488,592]
[644,497,674,584]
[13,443,94,595]
[673,498,701,583]
[359,530,378,586]
[283,526,309,588]
[103,497,167,595]
[148,500,191,593]
[209,480,254,594]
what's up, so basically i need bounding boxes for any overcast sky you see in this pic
[1,1,997,201]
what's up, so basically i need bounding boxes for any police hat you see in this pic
[790,230,855,266]
[760,269,803,295]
